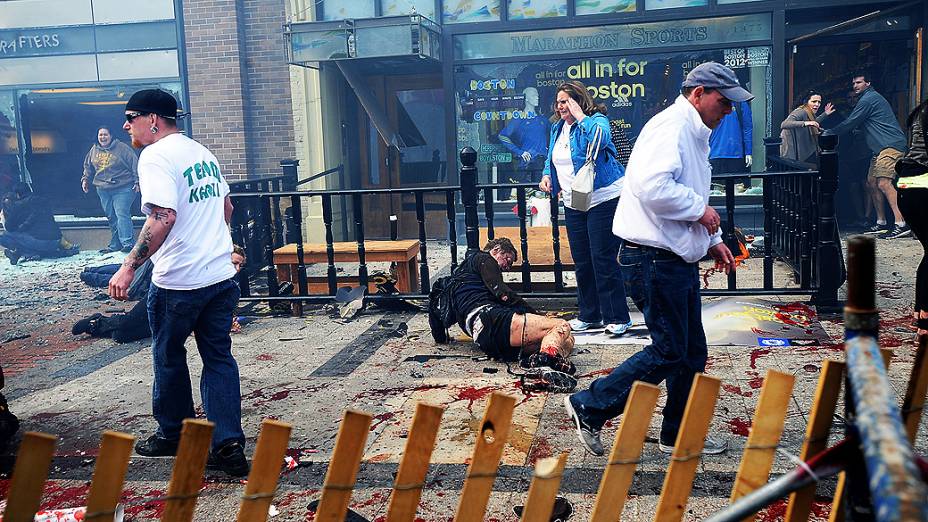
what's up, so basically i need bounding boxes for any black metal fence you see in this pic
[230,137,843,313]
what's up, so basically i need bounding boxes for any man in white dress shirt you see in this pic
[564,62,750,456]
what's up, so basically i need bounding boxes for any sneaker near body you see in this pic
[862,223,888,235]
[569,319,603,332]
[605,320,634,336]
[563,396,604,456]
[71,313,103,335]
[658,435,727,455]
[135,434,179,456]
[3,249,20,265]
[207,440,250,476]
[880,223,912,239]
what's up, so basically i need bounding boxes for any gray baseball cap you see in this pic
[682,62,754,103]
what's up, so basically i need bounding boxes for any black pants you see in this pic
[899,188,928,312]
[95,300,151,343]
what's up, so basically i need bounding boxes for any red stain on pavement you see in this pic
[38,482,90,509]
[747,372,765,389]
[527,436,554,465]
[256,353,273,360]
[750,348,771,369]
[772,302,816,327]
[722,384,752,397]
[121,488,168,519]
[578,368,613,379]
[726,417,751,436]
[454,385,496,412]
[370,411,396,431]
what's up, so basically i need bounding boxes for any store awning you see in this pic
[285,14,441,67]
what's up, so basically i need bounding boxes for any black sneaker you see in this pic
[521,352,577,375]
[862,223,888,235]
[135,434,179,456]
[71,313,103,335]
[4,249,19,265]
[563,396,604,456]
[207,440,249,476]
[880,224,912,240]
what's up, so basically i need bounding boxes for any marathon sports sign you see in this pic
[453,13,771,61]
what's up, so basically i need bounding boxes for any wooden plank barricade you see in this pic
[3,348,927,521]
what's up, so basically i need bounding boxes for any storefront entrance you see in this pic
[358,74,448,239]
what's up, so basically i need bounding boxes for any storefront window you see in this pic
[322,1,376,20]
[508,0,567,20]
[645,0,707,10]
[454,48,771,191]
[0,92,22,196]
[575,0,636,16]
[443,0,501,23]
[17,82,183,216]
[382,0,437,20]
[717,0,763,3]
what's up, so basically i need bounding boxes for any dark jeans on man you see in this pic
[93,300,152,343]
[570,243,707,443]
[0,231,61,258]
[81,264,120,287]
[564,197,630,325]
[148,278,244,450]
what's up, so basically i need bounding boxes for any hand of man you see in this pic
[521,151,532,162]
[81,180,90,194]
[708,243,736,274]
[108,265,135,301]
[698,206,721,235]
[538,175,552,193]
[744,154,752,168]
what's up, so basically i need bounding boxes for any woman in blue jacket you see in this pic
[538,80,632,335]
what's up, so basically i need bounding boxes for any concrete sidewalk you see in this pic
[0,235,925,521]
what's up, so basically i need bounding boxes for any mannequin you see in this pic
[498,87,550,185]
[709,100,753,181]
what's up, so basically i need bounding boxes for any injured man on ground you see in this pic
[429,237,577,391]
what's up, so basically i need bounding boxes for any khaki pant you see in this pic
[868,147,905,180]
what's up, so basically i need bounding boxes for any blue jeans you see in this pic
[564,197,630,324]
[0,231,62,257]
[81,264,120,287]
[97,186,135,249]
[147,278,244,449]
[571,243,707,443]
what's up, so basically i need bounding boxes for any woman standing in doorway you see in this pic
[779,91,835,164]
[896,98,928,336]
[538,80,632,335]
[82,126,139,253]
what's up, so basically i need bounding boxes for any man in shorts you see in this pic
[824,72,909,238]
[435,238,576,389]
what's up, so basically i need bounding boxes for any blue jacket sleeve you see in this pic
[498,120,522,156]
[826,95,873,136]
[741,102,753,156]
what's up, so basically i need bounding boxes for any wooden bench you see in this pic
[273,240,420,294]
[479,226,574,270]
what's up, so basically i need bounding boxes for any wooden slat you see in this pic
[162,419,214,522]
[902,335,928,442]
[86,431,135,521]
[315,410,373,522]
[520,452,569,522]
[654,374,722,522]
[730,370,795,520]
[454,392,517,522]
[4,432,57,522]
[827,349,901,522]
[237,420,294,522]
[785,359,845,522]
[386,403,445,522]
[590,382,661,522]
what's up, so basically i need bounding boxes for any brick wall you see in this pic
[183,0,295,182]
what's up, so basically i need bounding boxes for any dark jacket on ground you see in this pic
[450,250,533,330]
[82,138,139,190]
[3,193,61,241]
[825,87,907,155]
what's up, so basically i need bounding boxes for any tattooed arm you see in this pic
[108,205,176,300]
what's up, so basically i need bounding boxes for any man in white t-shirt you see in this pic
[108,89,248,476]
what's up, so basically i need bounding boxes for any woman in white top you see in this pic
[539,81,632,336]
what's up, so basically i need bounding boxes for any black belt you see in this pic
[622,241,683,260]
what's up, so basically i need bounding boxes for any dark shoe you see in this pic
[521,352,577,376]
[4,249,19,265]
[207,440,250,476]
[135,434,179,456]
[862,223,888,235]
[121,245,133,253]
[564,396,603,456]
[99,247,115,254]
[72,313,103,335]
[880,224,912,240]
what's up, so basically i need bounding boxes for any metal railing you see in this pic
[230,136,843,312]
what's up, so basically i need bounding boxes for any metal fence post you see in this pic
[460,147,480,254]
[813,134,842,311]
[764,137,781,171]
[280,159,299,190]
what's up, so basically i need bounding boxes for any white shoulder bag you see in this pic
[568,125,602,212]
